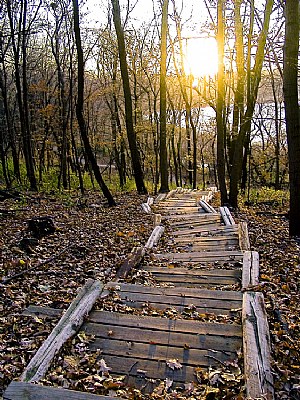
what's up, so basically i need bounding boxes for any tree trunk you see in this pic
[159,0,169,193]
[229,0,274,207]
[111,0,147,194]
[216,0,228,204]
[72,0,115,206]
[283,0,300,236]
[6,0,37,191]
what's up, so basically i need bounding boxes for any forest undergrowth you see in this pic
[0,189,299,399]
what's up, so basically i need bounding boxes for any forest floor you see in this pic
[0,190,299,399]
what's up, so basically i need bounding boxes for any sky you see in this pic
[82,0,218,77]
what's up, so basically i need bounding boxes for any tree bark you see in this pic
[216,0,228,204]
[159,0,170,193]
[283,0,300,236]
[111,0,147,194]
[229,0,274,207]
[72,0,116,206]
[6,0,37,191]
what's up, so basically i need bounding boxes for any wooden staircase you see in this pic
[4,188,274,400]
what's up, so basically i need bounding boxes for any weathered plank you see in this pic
[171,224,238,236]
[149,274,239,286]
[165,212,217,221]
[84,323,242,352]
[20,279,103,383]
[112,289,241,314]
[242,292,274,400]
[238,221,251,251]
[168,215,221,228]
[153,213,162,226]
[171,235,239,243]
[154,193,167,203]
[105,282,243,301]
[3,381,116,400]
[144,225,165,249]
[175,243,240,252]
[116,247,144,279]
[23,305,62,319]
[142,265,241,277]
[86,354,196,383]
[154,250,243,262]
[199,199,217,213]
[89,338,238,366]
[220,206,236,226]
[141,202,151,213]
[88,310,242,336]
[242,251,259,289]
[171,233,239,244]
[158,206,201,213]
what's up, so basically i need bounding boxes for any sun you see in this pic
[183,37,218,78]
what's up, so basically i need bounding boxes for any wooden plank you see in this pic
[172,234,239,244]
[160,199,196,206]
[171,235,239,243]
[199,199,217,213]
[242,292,274,400]
[164,212,216,221]
[175,244,240,252]
[21,279,103,383]
[154,193,167,203]
[220,206,236,225]
[23,305,62,319]
[84,323,242,353]
[89,338,238,366]
[168,216,221,228]
[242,251,260,290]
[3,381,116,400]
[85,354,196,383]
[144,225,165,249]
[141,202,151,213]
[154,251,243,262]
[105,282,243,301]
[153,214,162,226]
[113,290,241,314]
[116,247,144,279]
[171,225,237,236]
[159,206,201,214]
[238,221,251,251]
[88,310,242,337]
[166,188,179,198]
[148,274,239,286]
[143,266,241,277]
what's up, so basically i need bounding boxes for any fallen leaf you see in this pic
[166,359,182,370]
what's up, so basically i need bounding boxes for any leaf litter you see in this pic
[2,191,296,398]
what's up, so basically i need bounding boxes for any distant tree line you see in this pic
[0,0,299,234]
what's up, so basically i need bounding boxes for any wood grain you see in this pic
[4,381,116,400]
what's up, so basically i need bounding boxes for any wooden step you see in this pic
[4,381,116,400]
[82,311,242,384]
[154,250,244,263]
[104,282,242,314]
[141,265,241,290]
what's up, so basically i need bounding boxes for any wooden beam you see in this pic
[20,279,103,383]
[220,206,236,225]
[153,214,162,226]
[242,251,259,290]
[141,202,151,213]
[199,199,217,213]
[242,292,274,400]
[154,193,167,203]
[3,381,117,400]
[116,247,144,279]
[238,221,250,251]
[144,225,165,249]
